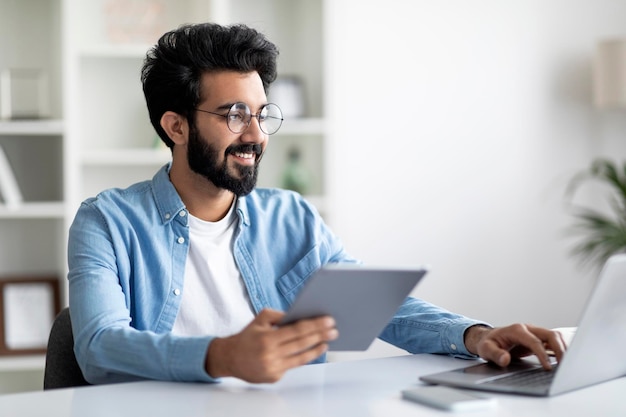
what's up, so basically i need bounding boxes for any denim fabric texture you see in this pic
[68,164,485,384]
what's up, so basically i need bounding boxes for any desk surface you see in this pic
[1,354,625,417]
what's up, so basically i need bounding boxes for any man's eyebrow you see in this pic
[215,103,236,111]
[214,102,270,112]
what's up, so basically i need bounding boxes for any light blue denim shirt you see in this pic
[68,164,486,384]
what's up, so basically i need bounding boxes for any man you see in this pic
[68,22,565,385]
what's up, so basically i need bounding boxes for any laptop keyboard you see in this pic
[482,366,557,388]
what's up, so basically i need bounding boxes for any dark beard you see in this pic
[187,123,262,196]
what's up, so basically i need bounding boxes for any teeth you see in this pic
[234,152,254,159]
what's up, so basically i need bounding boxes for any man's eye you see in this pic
[229,113,244,122]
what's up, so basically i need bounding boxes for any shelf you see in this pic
[81,148,171,166]
[0,120,64,136]
[79,44,152,59]
[0,355,45,372]
[0,202,65,219]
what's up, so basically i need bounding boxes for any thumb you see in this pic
[255,308,286,325]
[481,340,512,367]
[495,350,511,367]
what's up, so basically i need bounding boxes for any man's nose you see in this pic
[240,115,266,143]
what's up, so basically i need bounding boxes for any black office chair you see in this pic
[43,307,91,389]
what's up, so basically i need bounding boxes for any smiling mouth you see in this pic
[233,151,255,160]
[228,144,263,163]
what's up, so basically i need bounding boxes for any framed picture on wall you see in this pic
[0,276,61,355]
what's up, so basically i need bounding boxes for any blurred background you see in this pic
[0,0,625,391]
[326,0,626,357]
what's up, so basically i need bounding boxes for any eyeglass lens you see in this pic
[228,103,283,135]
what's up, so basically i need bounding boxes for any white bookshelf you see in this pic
[0,356,45,373]
[0,120,64,136]
[0,0,65,394]
[0,202,65,219]
[81,148,171,166]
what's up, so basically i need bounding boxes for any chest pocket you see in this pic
[275,246,323,306]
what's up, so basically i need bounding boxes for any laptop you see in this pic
[280,264,427,350]
[420,253,626,396]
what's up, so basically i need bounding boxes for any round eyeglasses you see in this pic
[195,102,284,135]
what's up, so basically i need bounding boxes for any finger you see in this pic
[257,327,336,380]
[282,327,339,357]
[270,319,338,359]
[528,325,567,364]
[543,331,567,360]
[250,313,336,360]
[280,341,331,370]
[274,316,336,344]
[508,324,553,369]
[245,335,333,382]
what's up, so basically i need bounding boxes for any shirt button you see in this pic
[173,288,181,296]
[165,213,171,219]
[450,344,457,350]
[179,210,187,217]
[177,237,185,244]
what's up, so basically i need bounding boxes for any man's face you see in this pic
[187,71,269,196]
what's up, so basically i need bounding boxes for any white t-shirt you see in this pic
[172,202,255,337]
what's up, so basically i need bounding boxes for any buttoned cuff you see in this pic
[170,336,221,382]
[442,320,492,358]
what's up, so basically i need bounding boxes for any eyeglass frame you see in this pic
[195,102,284,135]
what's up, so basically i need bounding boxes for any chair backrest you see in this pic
[43,307,90,389]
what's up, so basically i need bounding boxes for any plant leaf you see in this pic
[564,158,626,270]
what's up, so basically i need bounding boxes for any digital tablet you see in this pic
[280,265,428,351]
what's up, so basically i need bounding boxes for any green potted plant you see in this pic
[565,158,626,270]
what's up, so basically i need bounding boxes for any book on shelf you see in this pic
[0,144,23,209]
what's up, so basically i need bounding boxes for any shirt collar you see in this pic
[235,195,251,227]
[152,163,187,225]
[152,162,255,227]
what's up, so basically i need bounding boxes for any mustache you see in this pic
[226,143,263,157]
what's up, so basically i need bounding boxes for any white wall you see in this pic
[324,0,626,358]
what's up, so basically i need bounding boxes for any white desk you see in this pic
[1,354,624,417]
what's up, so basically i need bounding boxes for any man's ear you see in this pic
[160,111,188,146]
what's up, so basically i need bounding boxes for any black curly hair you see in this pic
[141,23,279,148]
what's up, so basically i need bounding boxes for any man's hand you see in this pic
[464,324,567,370]
[205,309,338,383]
